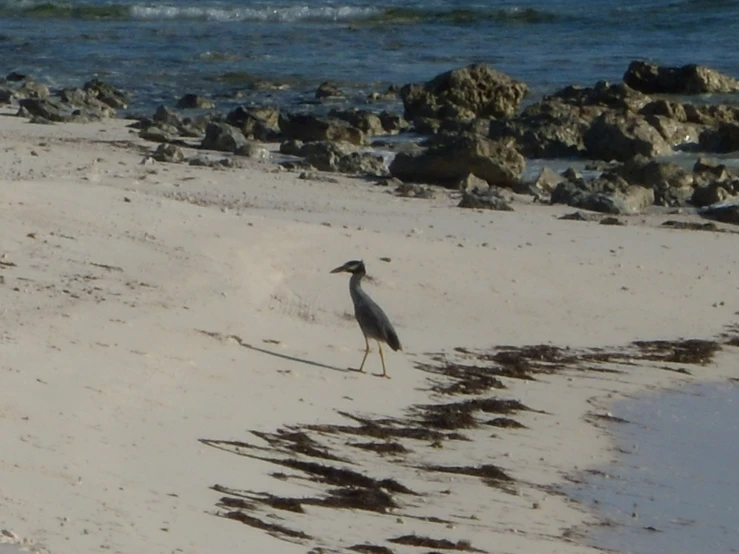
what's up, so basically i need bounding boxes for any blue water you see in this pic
[0,0,738,112]
[569,381,739,554]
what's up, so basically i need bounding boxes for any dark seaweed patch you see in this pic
[388,535,484,552]
[420,464,512,488]
[349,545,395,554]
[632,339,720,365]
[348,441,410,455]
[220,511,311,540]
[251,429,344,461]
[417,398,528,430]
[485,417,526,429]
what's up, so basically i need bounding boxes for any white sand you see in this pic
[1,110,738,554]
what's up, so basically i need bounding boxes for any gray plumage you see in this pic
[331,260,401,377]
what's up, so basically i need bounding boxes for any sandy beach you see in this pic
[1,108,738,554]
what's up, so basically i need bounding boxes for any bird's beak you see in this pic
[330,264,347,274]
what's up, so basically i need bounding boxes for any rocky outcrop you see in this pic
[278,113,365,145]
[583,111,671,161]
[201,122,248,152]
[328,109,386,137]
[458,189,514,211]
[315,81,344,99]
[551,172,655,214]
[83,79,129,109]
[400,64,528,121]
[389,133,525,188]
[227,106,280,141]
[624,61,739,95]
[285,141,387,177]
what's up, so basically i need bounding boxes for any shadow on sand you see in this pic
[197,329,352,373]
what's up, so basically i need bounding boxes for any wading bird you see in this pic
[330,260,401,378]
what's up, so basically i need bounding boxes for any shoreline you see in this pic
[1,107,739,554]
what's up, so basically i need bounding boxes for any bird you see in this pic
[330,260,401,378]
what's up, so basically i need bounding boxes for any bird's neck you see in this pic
[349,272,365,300]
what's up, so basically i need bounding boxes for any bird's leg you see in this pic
[377,342,390,379]
[357,336,370,372]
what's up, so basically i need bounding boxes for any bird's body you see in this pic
[331,260,401,377]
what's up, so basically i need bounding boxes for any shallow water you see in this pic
[568,380,739,554]
[0,0,737,112]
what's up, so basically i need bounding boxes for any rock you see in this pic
[399,63,528,121]
[201,122,248,152]
[699,122,739,153]
[691,183,732,207]
[642,114,700,148]
[176,94,214,109]
[279,139,304,156]
[235,142,270,159]
[600,216,625,226]
[534,166,567,192]
[83,78,128,109]
[57,87,116,119]
[389,133,525,188]
[226,106,280,141]
[457,173,490,193]
[298,171,340,184]
[139,125,179,143]
[551,173,655,214]
[316,81,344,99]
[559,211,589,221]
[151,143,184,163]
[278,113,365,145]
[329,109,385,136]
[17,97,73,122]
[611,157,694,190]
[395,182,440,199]
[458,189,514,211]
[549,81,650,112]
[693,157,733,186]
[624,61,739,94]
[6,71,26,82]
[17,80,49,99]
[378,111,409,134]
[295,141,386,176]
[583,111,671,161]
[700,203,739,225]
[0,86,13,104]
[489,99,598,158]
[153,105,184,128]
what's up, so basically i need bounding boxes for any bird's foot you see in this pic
[374,373,391,379]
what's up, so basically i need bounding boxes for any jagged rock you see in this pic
[201,122,247,152]
[610,157,694,206]
[389,133,524,188]
[153,105,184,128]
[18,98,73,122]
[279,139,304,156]
[176,94,214,109]
[226,106,280,141]
[235,142,270,159]
[57,87,116,119]
[6,71,26,82]
[17,80,49,99]
[400,63,528,121]
[295,141,386,176]
[584,111,671,161]
[139,125,179,143]
[489,99,598,158]
[699,122,739,153]
[551,173,655,214]
[693,157,734,186]
[83,78,128,109]
[624,61,739,94]
[316,81,344,99]
[691,183,733,207]
[458,189,514,211]
[457,173,490,193]
[534,167,568,192]
[298,171,340,184]
[152,143,184,163]
[549,81,650,112]
[278,113,364,145]
[378,111,409,134]
[328,109,385,136]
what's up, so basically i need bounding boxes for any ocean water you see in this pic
[0,0,737,113]
[568,381,739,554]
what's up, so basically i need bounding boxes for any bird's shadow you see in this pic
[197,329,353,373]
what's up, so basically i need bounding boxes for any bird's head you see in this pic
[330,260,366,275]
